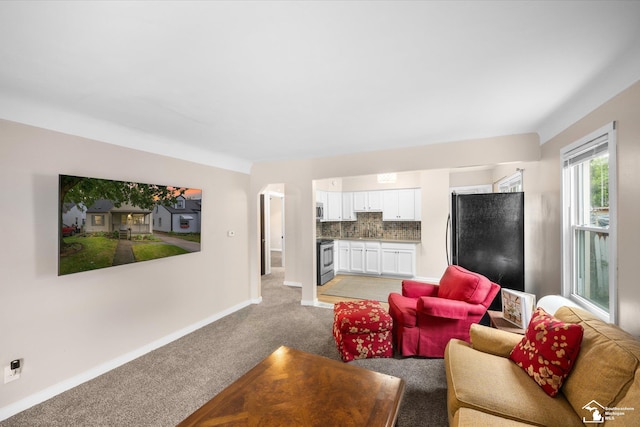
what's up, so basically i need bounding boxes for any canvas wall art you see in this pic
[59,174,202,276]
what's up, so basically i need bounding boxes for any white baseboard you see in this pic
[314,300,334,309]
[0,299,253,422]
[283,280,302,288]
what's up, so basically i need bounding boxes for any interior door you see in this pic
[260,194,265,275]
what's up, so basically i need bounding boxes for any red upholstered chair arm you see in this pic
[402,280,439,298]
[416,296,475,320]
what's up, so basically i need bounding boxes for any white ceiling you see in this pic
[1,1,640,173]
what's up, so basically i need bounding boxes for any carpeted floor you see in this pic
[0,268,448,427]
[270,250,282,268]
[321,274,402,302]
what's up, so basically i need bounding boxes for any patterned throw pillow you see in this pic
[509,307,584,397]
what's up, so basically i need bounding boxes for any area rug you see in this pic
[322,275,402,302]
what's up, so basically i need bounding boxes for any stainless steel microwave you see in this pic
[316,202,324,221]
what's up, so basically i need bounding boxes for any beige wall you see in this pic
[449,168,494,189]
[250,133,540,304]
[0,120,251,413]
[538,80,640,336]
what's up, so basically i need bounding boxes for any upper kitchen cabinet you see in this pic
[342,192,356,221]
[319,188,421,222]
[353,191,383,212]
[383,189,421,221]
[316,190,342,221]
[326,191,343,221]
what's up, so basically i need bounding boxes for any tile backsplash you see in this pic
[317,212,421,241]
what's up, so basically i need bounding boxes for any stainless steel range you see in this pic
[316,239,335,285]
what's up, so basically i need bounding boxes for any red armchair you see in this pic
[388,265,500,358]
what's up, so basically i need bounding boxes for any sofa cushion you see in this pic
[509,307,584,397]
[470,323,523,358]
[612,369,640,426]
[453,408,538,427]
[554,306,640,417]
[445,338,584,427]
[438,265,492,304]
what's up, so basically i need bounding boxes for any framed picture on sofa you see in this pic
[502,289,536,328]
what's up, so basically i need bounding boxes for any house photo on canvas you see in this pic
[58,174,201,276]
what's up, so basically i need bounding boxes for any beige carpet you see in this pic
[1,268,447,427]
[322,275,402,302]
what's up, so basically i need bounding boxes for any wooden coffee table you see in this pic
[178,346,405,427]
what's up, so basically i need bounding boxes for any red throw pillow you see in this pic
[509,307,584,397]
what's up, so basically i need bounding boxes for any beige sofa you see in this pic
[444,306,640,426]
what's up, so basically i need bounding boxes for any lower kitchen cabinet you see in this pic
[349,241,365,273]
[336,240,415,277]
[364,242,381,275]
[381,243,416,277]
[338,241,350,272]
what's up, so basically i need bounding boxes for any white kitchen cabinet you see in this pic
[368,191,383,211]
[326,191,342,221]
[353,192,366,211]
[353,191,383,212]
[338,241,350,272]
[382,189,419,221]
[364,241,381,275]
[381,242,416,276]
[337,240,415,277]
[342,192,356,221]
[349,241,365,273]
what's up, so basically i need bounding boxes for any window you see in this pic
[180,216,191,228]
[498,171,523,193]
[92,214,104,226]
[450,184,492,195]
[561,122,616,323]
[132,214,145,225]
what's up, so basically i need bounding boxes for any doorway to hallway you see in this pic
[260,184,285,276]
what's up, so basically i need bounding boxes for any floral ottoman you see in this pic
[333,300,393,362]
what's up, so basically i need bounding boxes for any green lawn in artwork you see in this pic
[59,236,119,275]
[160,231,201,243]
[132,243,189,261]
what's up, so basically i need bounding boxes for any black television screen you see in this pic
[58,174,201,276]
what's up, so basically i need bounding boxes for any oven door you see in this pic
[319,243,334,275]
[317,241,335,285]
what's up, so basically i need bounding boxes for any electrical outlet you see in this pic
[4,365,20,384]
